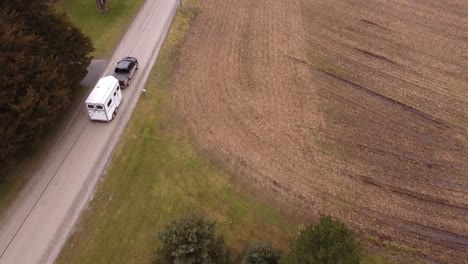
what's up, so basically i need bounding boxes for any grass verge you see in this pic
[56,3,293,263]
[55,0,145,58]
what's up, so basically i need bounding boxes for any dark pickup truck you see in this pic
[113,57,139,88]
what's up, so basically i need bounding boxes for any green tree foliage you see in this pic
[154,214,228,264]
[281,217,361,264]
[241,242,282,264]
[0,0,93,160]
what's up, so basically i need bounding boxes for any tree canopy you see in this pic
[0,0,93,160]
[154,214,228,264]
[280,217,361,264]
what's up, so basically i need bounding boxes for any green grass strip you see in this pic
[56,0,145,58]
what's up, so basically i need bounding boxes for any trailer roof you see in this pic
[85,76,118,104]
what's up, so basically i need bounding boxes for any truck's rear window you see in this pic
[87,104,94,109]
[96,105,104,110]
[115,68,128,73]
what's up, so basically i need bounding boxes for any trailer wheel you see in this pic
[113,107,118,120]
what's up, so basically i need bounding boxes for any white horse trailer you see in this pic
[85,76,122,122]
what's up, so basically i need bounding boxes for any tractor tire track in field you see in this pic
[173,0,468,262]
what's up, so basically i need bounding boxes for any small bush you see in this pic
[241,242,281,264]
[154,214,228,264]
[281,217,361,264]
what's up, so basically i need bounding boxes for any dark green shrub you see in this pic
[241,242,281,264]
[154,214,228,264]
[281,217,361,264]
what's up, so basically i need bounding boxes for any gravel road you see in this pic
[0,1,178,263]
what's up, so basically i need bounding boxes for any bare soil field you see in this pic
[174,0,468,262]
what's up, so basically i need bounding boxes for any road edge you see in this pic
[43,2,180,263]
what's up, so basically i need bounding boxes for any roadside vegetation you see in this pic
[154,214,363,264]
[154,214,228,264]
[280,217,361,264]
[55,0,145,58]
[241,242,282,264]
[0,0,93,161]
[0,0,145,214]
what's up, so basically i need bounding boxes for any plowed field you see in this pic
[173,0,468,262]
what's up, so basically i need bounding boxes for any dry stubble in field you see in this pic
[173,0,468,262]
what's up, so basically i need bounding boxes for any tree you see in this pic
[3,0,93,84]
[280,217,361,264]
[241,242,281,264]
[0,19,66,160]
[154,214,228,264]
[0,0,93,161]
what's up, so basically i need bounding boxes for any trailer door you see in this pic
[114,85,122,105]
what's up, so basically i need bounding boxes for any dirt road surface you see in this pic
[0,1,178,263]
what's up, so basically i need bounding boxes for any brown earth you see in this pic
[173,0,468,262]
